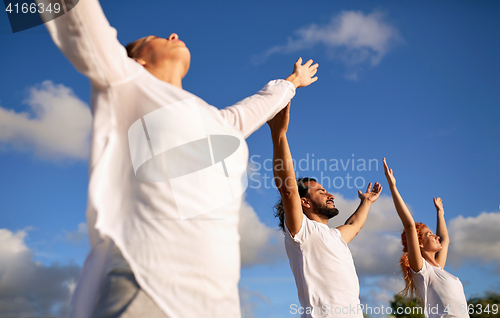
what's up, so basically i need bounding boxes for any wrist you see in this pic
[285,74,300,89]
[271,130,287,141]
[360,198,374,205]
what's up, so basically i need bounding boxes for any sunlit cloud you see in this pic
[239,198,287,267]
[0,228,80,317]
[0,81,92,160]
[448,212,500,267]
[253,10,402,78]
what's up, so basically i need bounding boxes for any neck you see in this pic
[305,211,329,225]
[145,62,185,89]
[421,250,439,267]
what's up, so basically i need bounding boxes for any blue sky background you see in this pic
[1,0,499,317]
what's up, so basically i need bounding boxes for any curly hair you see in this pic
[399,222,428,302]
[273,177,316,233]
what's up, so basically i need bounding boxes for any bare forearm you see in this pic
[344,199,372,228]
[389,185,415,229]
[436,209,449,243]
[272,133,297,192]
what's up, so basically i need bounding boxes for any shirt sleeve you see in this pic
[37,0,139,88]
[333,228,349,247]
[285,214,312,244]
[219,80,296,138]
[411,258,428,276]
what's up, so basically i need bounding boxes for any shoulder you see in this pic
[411,258,430,277]
[285,214,316,244]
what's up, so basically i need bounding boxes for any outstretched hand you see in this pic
[383,157,396,186]
[358,182,382,203]
[286,57,319,89]
[433,197,444,212]
[267,102,290,137]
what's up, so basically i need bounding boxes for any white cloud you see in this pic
[64,222,88,244]
[0,228,80,317]
[254,10,401,77]
[239,285,272,318]
[239,199,287,267]
[448,212,500,267]
[328,194,404,276]
[361,275,405,305]
[0,81,92,160]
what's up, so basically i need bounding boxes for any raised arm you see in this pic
[267,103,303,237]
[383,158,423,272]
[434,197,450,268]
[337,182,382,244]
[220,58,318,138]
[37,0,137,88]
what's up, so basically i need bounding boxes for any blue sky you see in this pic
[1,0,500,317]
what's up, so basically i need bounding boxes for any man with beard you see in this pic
[267,104,382,318]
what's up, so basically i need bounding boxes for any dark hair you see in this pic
[273,177,317,233]
[125,39,143,59]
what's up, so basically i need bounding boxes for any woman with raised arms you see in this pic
[383,158,469,318]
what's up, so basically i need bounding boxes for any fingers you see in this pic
[383,157,389,172]
[372,183,382,195]
[311,76,318,83]
[310,68,318,77]
[295,58,318,69]
[366,182,373,193]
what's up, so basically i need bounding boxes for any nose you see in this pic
[168,33,179,41]
[327,193,334,200]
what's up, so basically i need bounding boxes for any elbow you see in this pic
[440,236,450,245]
[403,221,416,231]
[276,178,297,195]
[344,220,362,235]
[279,187,296,199]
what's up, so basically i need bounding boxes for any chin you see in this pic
[182,62,190,78]
[174,52,190,78]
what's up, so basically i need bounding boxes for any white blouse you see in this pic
[39,0,296,317]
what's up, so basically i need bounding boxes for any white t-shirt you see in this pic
[285,215,362,318]
[412,259,470,318]
[38,1,295,317]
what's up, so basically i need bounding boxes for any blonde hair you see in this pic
[400,222,427,301]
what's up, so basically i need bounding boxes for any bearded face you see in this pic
[311,198,339,219]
